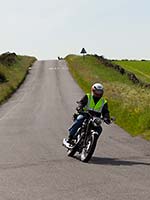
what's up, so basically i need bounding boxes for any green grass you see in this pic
[0,55,36,104]
[112,60,150,83]
[65,54,150,140]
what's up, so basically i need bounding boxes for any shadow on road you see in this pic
[90,156,150,166]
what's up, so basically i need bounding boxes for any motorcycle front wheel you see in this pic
[80,133,98,163]
[67,134,81,157]
[67,145,77,157]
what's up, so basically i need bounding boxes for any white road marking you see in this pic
[48,67,68,70]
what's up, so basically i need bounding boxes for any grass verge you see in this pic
[65,54,150,140]
[0,55,36,104]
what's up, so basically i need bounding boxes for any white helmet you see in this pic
[91,83,104,97]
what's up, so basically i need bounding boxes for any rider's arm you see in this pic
[76,95,88,111]
[102,103,111,124]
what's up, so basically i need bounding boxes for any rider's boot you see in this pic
[67,135,73,144]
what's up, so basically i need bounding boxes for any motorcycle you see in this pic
[63,109,114,163]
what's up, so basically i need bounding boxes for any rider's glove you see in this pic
[72,113,78,121]
[104,118,111,125]
[76,106,83,113]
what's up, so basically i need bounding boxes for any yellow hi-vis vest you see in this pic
[84,93,107,112]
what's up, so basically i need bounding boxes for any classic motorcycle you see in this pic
[63,109,113,163]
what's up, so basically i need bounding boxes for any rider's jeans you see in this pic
[68,114,102,137]
[68,115,85,137]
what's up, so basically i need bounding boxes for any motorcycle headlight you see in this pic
[93,117,101,127]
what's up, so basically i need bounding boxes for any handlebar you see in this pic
[77,109,115,123]
[78,109,102,118]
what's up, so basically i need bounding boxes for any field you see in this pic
[65,55,150,140]
[113,60,150,83]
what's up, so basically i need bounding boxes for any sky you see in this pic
[0,0,150,60]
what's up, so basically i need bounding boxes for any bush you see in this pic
[0,72,7,83]
[0,52,17,66]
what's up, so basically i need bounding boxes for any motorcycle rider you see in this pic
[67,83,111,143]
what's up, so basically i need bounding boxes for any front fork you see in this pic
[83,125,100,148]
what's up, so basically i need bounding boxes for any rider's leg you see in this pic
[67,115,85,142]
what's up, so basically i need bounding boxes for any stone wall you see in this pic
[94,54,150,89]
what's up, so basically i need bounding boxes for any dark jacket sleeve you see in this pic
[102,103,110,119]
[76,95,88,109]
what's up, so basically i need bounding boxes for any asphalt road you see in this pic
[0,60,150,200]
